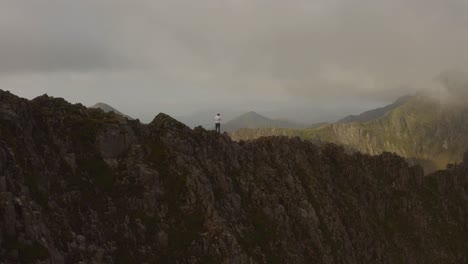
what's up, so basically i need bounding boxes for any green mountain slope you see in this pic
[231,95,468,172]
[338,95,412,123]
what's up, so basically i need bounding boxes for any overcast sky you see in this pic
[1,0,468,123]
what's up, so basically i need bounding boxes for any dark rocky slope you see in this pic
[0,90,467,263]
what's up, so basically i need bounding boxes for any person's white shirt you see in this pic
[215,115,221,123]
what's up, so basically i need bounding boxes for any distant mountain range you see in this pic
[222,111,308,132]
[90,102,133,120]
[176,110,315,131]
[231,94,468,173]
[175,110,242,129]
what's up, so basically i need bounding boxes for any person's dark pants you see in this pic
[215,123,221,133]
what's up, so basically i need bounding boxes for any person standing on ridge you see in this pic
[215,113,221,133]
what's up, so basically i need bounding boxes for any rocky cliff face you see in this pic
[0,90,467,263]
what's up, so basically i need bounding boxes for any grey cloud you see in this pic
[1,0,468,122]
[0,1,136,73]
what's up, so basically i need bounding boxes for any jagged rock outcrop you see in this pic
[0,90,467,263]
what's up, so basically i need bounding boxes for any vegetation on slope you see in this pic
[231,95,468,172]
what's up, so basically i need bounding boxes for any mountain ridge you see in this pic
[0,89,466,263]
[223,111,307,132]
[338,95,413,123]
[230,94,468,172]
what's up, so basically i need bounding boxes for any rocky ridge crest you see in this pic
[0,90,467,263]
